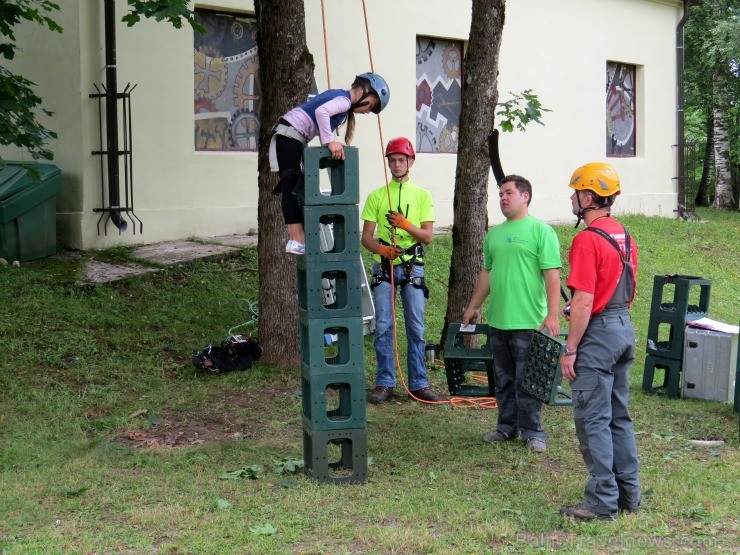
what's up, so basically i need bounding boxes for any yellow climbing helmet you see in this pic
[569,162,621,197]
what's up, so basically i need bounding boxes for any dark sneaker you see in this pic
[560,503,617,522]
[483,429,517,443]
[369,386,394,404]
[526,437,547,453]
[619,506,640,515]
[408,388,439,402]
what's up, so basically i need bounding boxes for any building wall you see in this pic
[0,0,682,250]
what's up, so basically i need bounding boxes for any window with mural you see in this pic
[606,62,636,157]
[194,10,261,152]
[416,36,463,154]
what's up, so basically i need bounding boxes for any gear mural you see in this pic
[230,109,260,150]
[416,37,463,154]
[438,124,459,153]
[194,10,262,152]
[233,57,261,114]
[442,45,462,79]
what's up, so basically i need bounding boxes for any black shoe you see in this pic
[483,429,518,443]
[560,503,617,522]
[408,388,439,402]
[369,386,394,404]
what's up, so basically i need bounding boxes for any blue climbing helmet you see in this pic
[354,72,390,114]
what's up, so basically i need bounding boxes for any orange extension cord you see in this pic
[321,1,498,410]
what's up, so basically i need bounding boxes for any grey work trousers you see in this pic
[489,328,546,442]
[570,308,641,515]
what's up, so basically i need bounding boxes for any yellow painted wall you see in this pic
[0,0,682,249]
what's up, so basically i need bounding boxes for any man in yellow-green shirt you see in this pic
[361,137,438,405]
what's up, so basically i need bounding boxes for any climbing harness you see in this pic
[370,241,429,298]
[582,223,635,308]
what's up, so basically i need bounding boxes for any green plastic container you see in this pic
[0,162,62,262]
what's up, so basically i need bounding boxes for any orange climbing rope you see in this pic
[323,2,497,410]
[320,0,332,88]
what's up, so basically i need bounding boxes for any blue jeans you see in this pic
[371,262,428,391]
[571,309,641,515]
[489,328,546,442]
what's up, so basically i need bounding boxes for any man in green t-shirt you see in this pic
[463,175,561,452]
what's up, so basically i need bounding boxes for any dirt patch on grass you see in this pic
[119,383,295,449]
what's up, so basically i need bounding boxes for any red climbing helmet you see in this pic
[385,137,415,160]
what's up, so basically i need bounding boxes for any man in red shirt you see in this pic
[559,163,641,522]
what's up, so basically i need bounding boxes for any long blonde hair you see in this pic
[342,79,378,145]
[344,111,356,145]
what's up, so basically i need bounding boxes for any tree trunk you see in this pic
[694,112,713,207]
[439,0,506,350]
[255,0,314,366]
[711,71,736,209]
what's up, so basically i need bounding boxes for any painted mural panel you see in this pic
[606,62,636,157]
[416,36,463,154]
[194,10,261,151]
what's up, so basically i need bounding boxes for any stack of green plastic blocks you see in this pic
[643,274,711,398]
[297,146,367,484]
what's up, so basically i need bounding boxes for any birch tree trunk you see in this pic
[711,72,736,209]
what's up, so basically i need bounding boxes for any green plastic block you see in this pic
[301,368,366,430]
[646,275,712,360]
[303,205,360,262]
[297,257,363,320]
[299,314,365,374]
[646,321,687,360]
[522,331,572,406]
[301,147,359,206]
[443,323,496,397]
[649,274,711,323]
[303,424,367,484]
[642,354,682,399]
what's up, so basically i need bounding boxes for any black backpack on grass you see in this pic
[192,334,263,373]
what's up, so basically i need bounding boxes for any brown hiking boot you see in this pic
[560,503,617,522]
[369,386,394,404]
[408,387,439,402]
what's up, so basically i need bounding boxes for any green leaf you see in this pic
[60,486,88,497]
[216,498,231,509]
[496,90,551,133]
[273,457,304,475]
[123,0,205,34]
[250,523,277,536]
[219,464,264,480]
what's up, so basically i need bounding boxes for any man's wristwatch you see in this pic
[563,347,577,357]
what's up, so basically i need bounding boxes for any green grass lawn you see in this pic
[0,208,738,554]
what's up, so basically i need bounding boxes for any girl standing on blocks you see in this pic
[269,73,390,255]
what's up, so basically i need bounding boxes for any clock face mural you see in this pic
[416,36,463,154]
[606,62,636,157]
